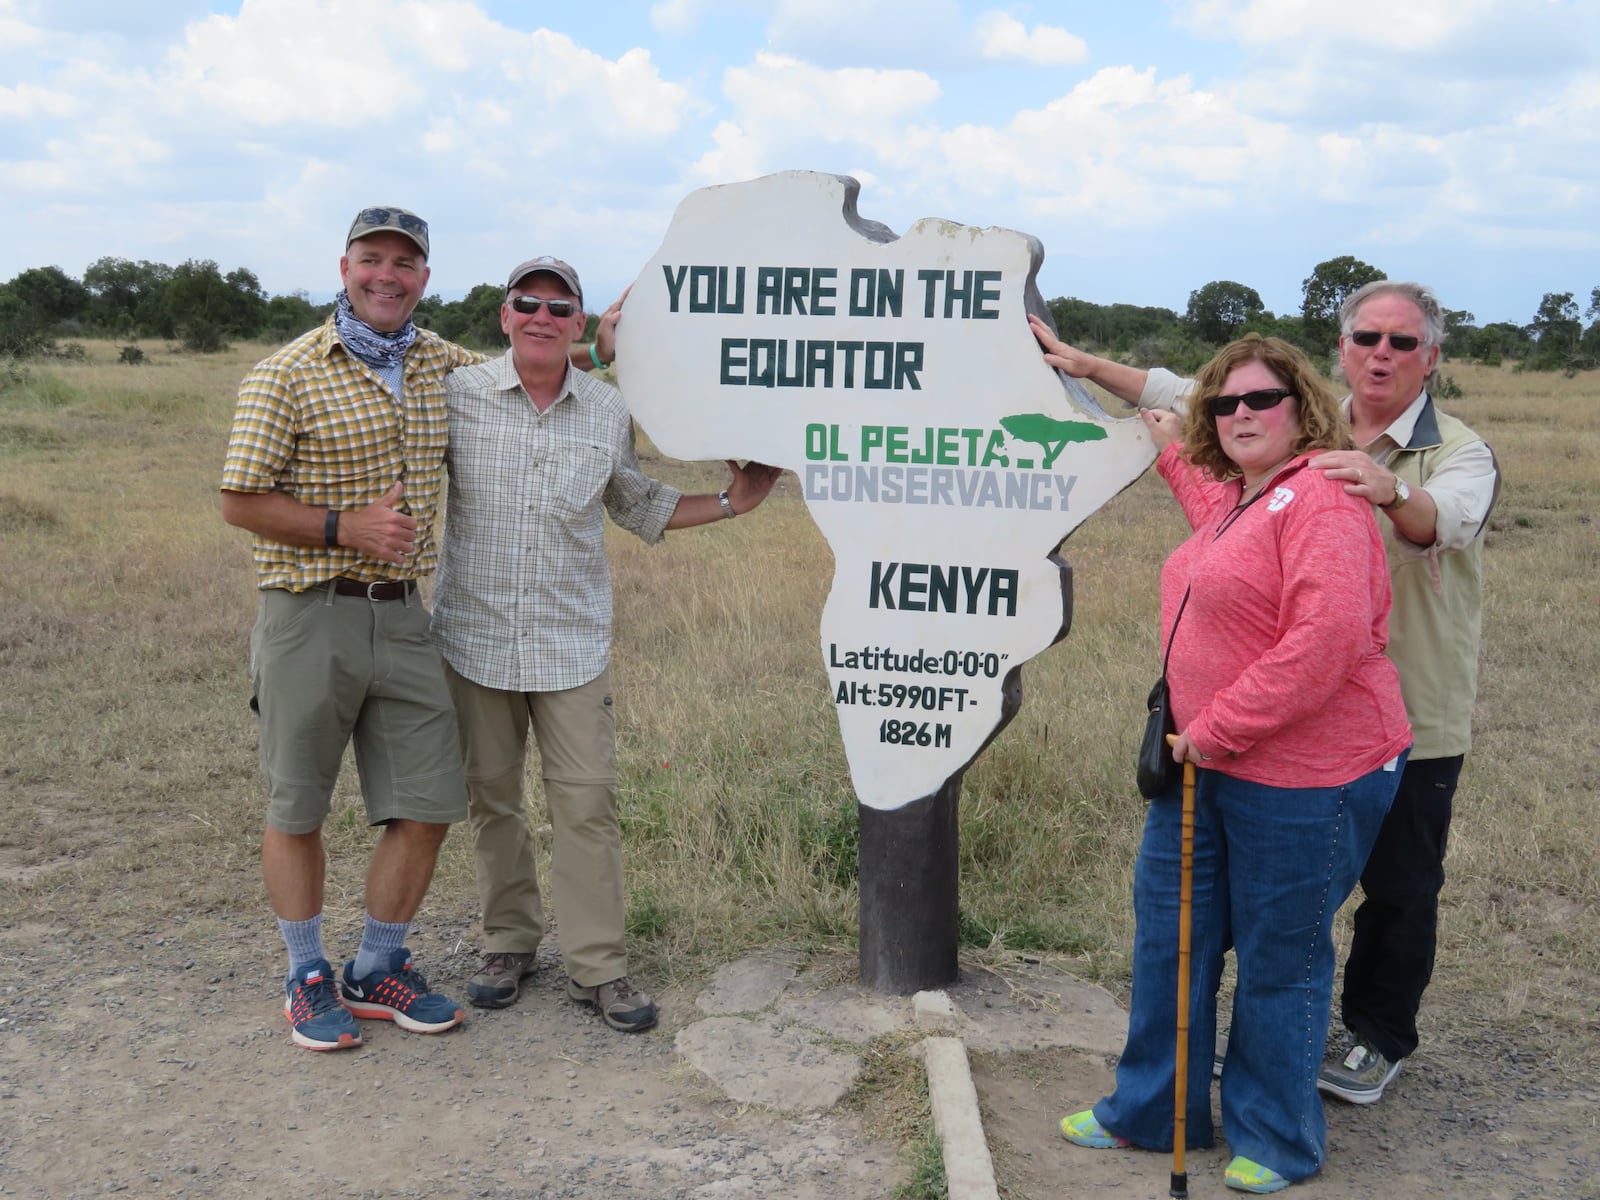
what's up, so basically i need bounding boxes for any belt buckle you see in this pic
[366,580,386,601]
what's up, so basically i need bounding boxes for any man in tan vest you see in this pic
[1030,279,1499,1104]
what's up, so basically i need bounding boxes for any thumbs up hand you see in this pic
[337,480,418,565]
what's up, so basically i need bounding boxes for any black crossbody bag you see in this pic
[1136,588,1190,800]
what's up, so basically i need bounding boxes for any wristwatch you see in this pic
[1380,477,1411,510]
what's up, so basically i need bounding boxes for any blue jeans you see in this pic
[1094,752,1406,1181]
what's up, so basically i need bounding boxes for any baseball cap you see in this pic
[506,256,583,307]
[346,206,430,258]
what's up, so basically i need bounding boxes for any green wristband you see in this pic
[589,342,611,371]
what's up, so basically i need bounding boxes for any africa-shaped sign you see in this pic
[618,171,1156,810]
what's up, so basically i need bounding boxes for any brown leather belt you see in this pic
[330,577,416,601]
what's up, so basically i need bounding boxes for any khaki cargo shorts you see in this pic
[249,583,467,834]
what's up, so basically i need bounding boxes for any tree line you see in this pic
[1048,256,1600,376]
[3,253,1598,374]
[0,258,594,359]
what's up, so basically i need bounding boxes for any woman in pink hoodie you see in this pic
[1051,334,1411,1194]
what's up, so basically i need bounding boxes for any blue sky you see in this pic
[2,0,1596,327]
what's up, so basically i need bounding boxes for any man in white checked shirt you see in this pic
[434,256,781,1031]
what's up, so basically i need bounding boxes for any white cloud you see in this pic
[722,52,940,126]
[650,0,715,35]
[689,118,766,184]
[152,1,688,138]
[0,82,77,117]
[765,0,969,68]
[770,0,959,31]
[1174,0,1497,47]
[683,52,942,190]
[836,60,1319,248]
[974,12,1087,66]
[1,1,1595,325]
[0,14,45,53]
[165,1,410,127]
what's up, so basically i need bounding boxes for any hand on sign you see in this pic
[1028,313,1099,378]
[593,285,629,365]
[725,459,782,514]
[1140,408,1183,452]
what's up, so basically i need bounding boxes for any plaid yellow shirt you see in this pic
[221,317,482,590]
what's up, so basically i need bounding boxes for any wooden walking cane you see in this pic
[1167,735,1196,1199]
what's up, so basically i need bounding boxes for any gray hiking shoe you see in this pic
[1318,1040,1402,1104]
[466,952,539,1009]
[566,975,658,1032]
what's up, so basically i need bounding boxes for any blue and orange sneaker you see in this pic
[285,958,361,1051]
[339,948,465,1034]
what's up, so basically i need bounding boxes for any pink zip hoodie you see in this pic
[1156,445,1411,788]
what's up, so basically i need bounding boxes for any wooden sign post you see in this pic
[619,171,1154,993]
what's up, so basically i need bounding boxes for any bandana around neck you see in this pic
[334,290,419,368]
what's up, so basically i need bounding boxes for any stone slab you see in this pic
[695,952,802,1015]
[675,1017,863,1113]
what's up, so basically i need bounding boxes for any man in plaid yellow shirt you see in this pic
[220,208,615,1053]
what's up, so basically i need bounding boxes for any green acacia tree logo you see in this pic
[998,413,1107,469]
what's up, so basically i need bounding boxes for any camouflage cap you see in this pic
[345,206,430,258]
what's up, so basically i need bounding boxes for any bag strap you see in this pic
[1160,586,1191,680]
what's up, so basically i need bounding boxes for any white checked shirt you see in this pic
[433,351,682,692]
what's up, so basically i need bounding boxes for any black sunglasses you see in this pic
[509,296,578,317]
[1207,387,1294,417]
[1349,330,1421,352]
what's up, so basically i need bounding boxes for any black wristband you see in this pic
[324,509,340,547]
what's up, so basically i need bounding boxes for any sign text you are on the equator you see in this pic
[618,171,1155,810]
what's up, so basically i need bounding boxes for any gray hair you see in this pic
[1339,280,1446,349]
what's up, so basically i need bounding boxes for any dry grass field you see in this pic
[1,340,1597,1198]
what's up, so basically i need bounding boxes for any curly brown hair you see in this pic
[1180,334,1352,481]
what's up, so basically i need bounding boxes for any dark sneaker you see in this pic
[467,951,539,1009]
[566,976,658,1032]
[1318,1040,1401,1104]
[340,948,466,1034]
[284,958,360,1051]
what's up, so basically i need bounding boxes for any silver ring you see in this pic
[1357,469,1365,482]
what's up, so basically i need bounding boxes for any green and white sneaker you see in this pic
[1318,1040,1402,1104]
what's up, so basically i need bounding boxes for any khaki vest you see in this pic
[1380,398,1498,759]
